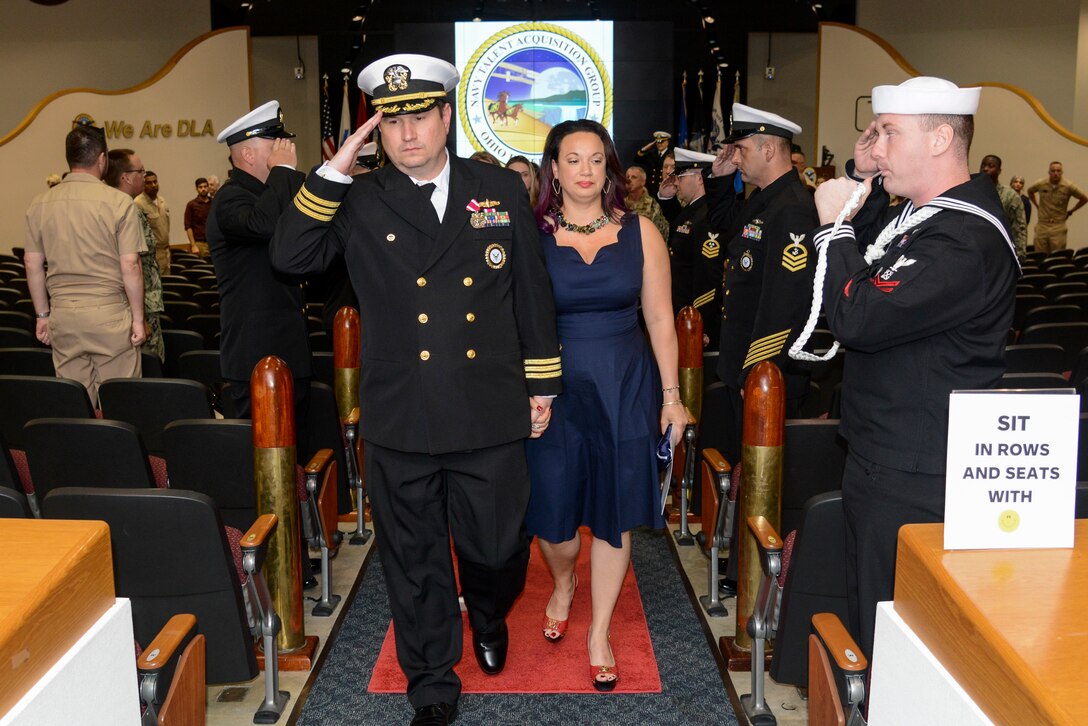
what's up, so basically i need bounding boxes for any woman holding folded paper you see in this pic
[523,119,685,691]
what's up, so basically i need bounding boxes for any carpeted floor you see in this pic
[293,528,738,725]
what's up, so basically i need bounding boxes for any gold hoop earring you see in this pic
[602,178,613,196]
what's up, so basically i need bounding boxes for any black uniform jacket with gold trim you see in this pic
[207,165,309,380]
[816,173,1018,474]
[707,169,818,397]
[270,156,562,455]
[667,195,724,349]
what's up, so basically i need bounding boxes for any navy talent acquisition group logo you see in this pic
[459,22,612,162]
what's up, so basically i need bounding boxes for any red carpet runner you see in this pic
[367,531,663,694]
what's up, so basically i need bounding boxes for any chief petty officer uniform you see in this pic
[667,149,725,350]
[816,78,1020,659]
[207,101,309,417]
[269,56,561,717]
[706,106,818,465]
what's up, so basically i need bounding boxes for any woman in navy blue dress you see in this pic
[524,120,686,690]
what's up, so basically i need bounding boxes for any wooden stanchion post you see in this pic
[333,306,370,544]
[251,356,306,654]
[725,360,784,658]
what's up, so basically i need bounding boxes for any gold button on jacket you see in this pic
[419,350,430,360]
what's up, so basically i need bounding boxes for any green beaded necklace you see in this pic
[556,210,611,235]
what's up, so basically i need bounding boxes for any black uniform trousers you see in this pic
[841,448,944,661]
[365,439,531,708]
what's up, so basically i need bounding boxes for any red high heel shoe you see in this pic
[541,572,578,643]
[588,633,617,692]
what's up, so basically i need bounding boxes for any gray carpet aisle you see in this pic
[292,529,738,725]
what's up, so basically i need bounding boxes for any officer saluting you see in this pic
[667,148,724,349]
[634,130,673,197]
[207,101,308,418]
[707,103,819,462]
[270,55,561,726]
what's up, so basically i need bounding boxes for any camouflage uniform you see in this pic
[625,191,670,241]
[137,209,165,360]
[995,182,1027,259]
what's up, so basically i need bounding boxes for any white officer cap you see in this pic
[726,103,802,142]
[355,141,379,169]
[217,100,295,145]
[871,76,980,116]
[653,131,672,140]
[358,54,459,116]
[673,147,716,174]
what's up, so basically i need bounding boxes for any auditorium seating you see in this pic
[1003,343,1066,376]
[1017,322,1088,369]
[999,372,1070,389]
[304,449,342,617]
[807,612,868,726]
[137,613,206,725]
[98,377,215,456]
[697,448,733,617]
[160,329,205,378]
[0,375,96,514]
[163,419,257,532]
[780,420,848,537]
[0,483,31,517]
[176,350,227,413]
[0,326,33,347]
[0,347,55,376]
[0,310,33,334]
[23,418,163,499]
[300,382,354,519]
[740,491,851,691]
[41,488,290,722]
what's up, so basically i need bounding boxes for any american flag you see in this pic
[321,75,336,161]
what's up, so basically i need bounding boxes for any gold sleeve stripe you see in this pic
[526,370,563,379]
[299,185,340,211]
[524,356,561,365]
[693,290,716,308]
[294,195,336,222]
[525,363,562,374]
[742,329,791,368]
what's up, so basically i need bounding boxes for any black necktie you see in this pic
[418,182,438,223]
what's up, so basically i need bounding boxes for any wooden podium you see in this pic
[0,519,116,718]
[884,521,1088,724]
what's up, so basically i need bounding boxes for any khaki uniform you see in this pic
[135,192,170,273]
[1027,177,1087,252]
[24,172,144,404]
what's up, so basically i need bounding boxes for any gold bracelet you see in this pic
[662,385,680,393]
[661,400,684,407]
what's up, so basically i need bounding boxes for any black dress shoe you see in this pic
[472,623,508,675]
[304,575,319,590]
[718,577,737,598]
[410,702,456,726]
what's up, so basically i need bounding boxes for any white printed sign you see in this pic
[944,390,1078,550]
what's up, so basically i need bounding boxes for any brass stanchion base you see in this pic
[719,635,774,672]
[256,635,320,672]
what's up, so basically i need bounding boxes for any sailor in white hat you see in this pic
[269,55,561,726]
[205,99,309,421]
[701,102,819,595]
[807,76,1019,665]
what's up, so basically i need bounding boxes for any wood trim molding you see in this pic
[0,26,251,148]
[818,22,1088,148]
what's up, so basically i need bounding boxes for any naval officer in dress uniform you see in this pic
[269,55,561,726]
[206,100,309,418]
[705,103,819,595]
[667,148,725,349]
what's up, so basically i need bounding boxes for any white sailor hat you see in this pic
[726,103,802,142]
[871,76,980,116]
[217,100,295,145]
[355,141,379,169]
[653,131,672,140]
[673,147,716,174]
[358,54,459,116]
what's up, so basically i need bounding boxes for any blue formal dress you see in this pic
[525,214,665,548]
